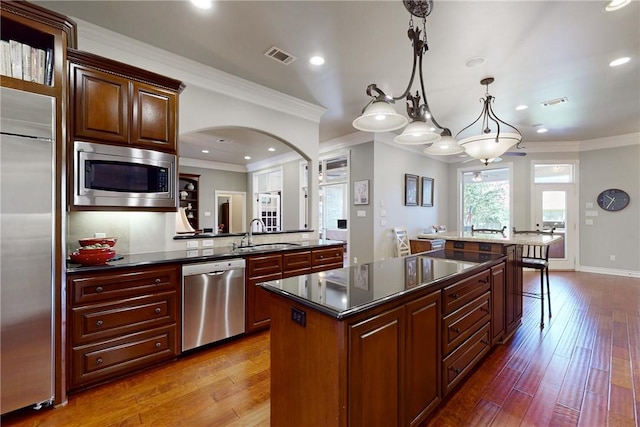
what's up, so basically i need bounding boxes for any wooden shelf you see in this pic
[179,174,199,230]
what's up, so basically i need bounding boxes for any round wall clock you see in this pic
[596,188,630,212]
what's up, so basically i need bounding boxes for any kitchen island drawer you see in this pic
[442,270,490,315]
[70,265,179,304]
[71,291,177,344]
[70,324,177,390]
[442,323,491,396]
[442,292,490,356]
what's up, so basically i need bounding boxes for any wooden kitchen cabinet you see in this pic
[505,244,523,335]
[67,264,180,391]
[405,290,441,427]
[245,245,344,333]
[490,262,506,344]
[348,306,405,427]
[68,48,183,153]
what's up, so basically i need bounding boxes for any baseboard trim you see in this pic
[576,265,640,278]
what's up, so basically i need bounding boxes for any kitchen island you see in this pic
[261,251,507,426]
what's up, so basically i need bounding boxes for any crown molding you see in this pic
[319,130,373,153]
[179,157,247,173]
[246,150,304,173]
[579,132,640,151]
[74,18,326,124]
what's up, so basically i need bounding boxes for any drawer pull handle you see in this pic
[155,308,161,314]
[450,293,459,299]
[155,342,162,348]
[96,358,103,365]
[481,307,490,313]
[96,286,103,293]
[96,320,103,327]
[452,327,461,334]
[481,340,490,346]
[155,278,161,284]
[452,367,460,374]
[479,278,489,284]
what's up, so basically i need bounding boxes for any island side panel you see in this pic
[269,294,346,427]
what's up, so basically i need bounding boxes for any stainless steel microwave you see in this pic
[73,141,177,209]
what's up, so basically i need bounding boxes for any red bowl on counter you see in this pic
[79,237,118,247]
[70,248,116,266]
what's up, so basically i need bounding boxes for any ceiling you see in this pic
[38,0,640,165]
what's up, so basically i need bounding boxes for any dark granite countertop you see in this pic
[66,239,344,274]
[260,250,504,319]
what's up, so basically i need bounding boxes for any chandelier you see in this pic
[352,0,452,146]
[456,77,523,165]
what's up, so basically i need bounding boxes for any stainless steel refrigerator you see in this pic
[1,86,55,413]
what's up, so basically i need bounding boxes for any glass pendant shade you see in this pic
[458,132,520,162]
[352,100,408,132]
[393,120,441,145]
[423,135,464,155]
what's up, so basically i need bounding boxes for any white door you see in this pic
[532,185,577,270]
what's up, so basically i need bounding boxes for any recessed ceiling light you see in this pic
[201,149,209,154]
[309,56,325,66]
[464,56,486,68]
[604,0,630,12]
[609,57,630,67]
[190,0,212,10]
[268,147,276,152]
[515,105,528,111]
[537,128,548,133]
[244,156,251,160]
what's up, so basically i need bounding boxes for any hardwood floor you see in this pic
[2,271,638,426]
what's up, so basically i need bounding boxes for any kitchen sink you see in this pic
[233,243,301,252]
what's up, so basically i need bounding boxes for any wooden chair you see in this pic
[392,227,411,257]
[512,227,555,328]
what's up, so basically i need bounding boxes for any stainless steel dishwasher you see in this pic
[182,259,246,352]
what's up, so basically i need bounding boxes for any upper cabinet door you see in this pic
[131,82,176,151]
[71,65,130,145]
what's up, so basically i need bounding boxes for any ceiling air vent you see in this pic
[264,46,297,65]
[541,97,568,107]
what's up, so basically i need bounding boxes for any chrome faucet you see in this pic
[248,218,266,246]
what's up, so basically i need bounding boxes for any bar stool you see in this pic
[512,227,555,328]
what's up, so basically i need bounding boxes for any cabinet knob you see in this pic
[452,327,460,334]
[96,286,103,293]
[481,307,490,313]
[155,308,161,314]
[155,342,161,348]
[481,340,490,346]
[96,320,103,327]
[450,293,459,299]
[452,367,460,374]
[96,358,103,365]
[155,278,161,284]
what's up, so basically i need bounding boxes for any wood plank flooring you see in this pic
[2,271,639,426]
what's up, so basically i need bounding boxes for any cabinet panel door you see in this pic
[491,263,506,343]
[131,82,177,152]
[72,65,129,144]
[349,306,404,427]
[406,291,441,426]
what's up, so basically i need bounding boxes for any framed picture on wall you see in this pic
[421,177,434,207]
[405,174,419,206]
[353,179,369,205]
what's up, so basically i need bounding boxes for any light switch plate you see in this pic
[202,240,213,247]
[585,210,599,217]
[202,248,214,256]
[585,219,594,225]
[357,210,366,217]
[186,241,198,249]
[204,211,211,217]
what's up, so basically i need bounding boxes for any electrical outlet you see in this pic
[186,241,198,249]
[202,248,213,256]
[186,249,198,257]
[610,255,616,261]
[302,233,309,240]
[353,257,358,264]
[204,211,211,217]
[202,240,213,247]
[291,307,306,327]
[585,219,593,225]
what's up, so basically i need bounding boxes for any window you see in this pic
[253,167,282,231]
[462,167,511,231]
[319,154,349,235]
[534,164,575,183]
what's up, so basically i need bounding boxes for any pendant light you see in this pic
[352,0,450,145]
[456,77,522,165]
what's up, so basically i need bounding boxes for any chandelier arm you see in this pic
[455,102,488,139]
[417,53,446,130]
[487,101,522,137]
[391,48,419,101]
